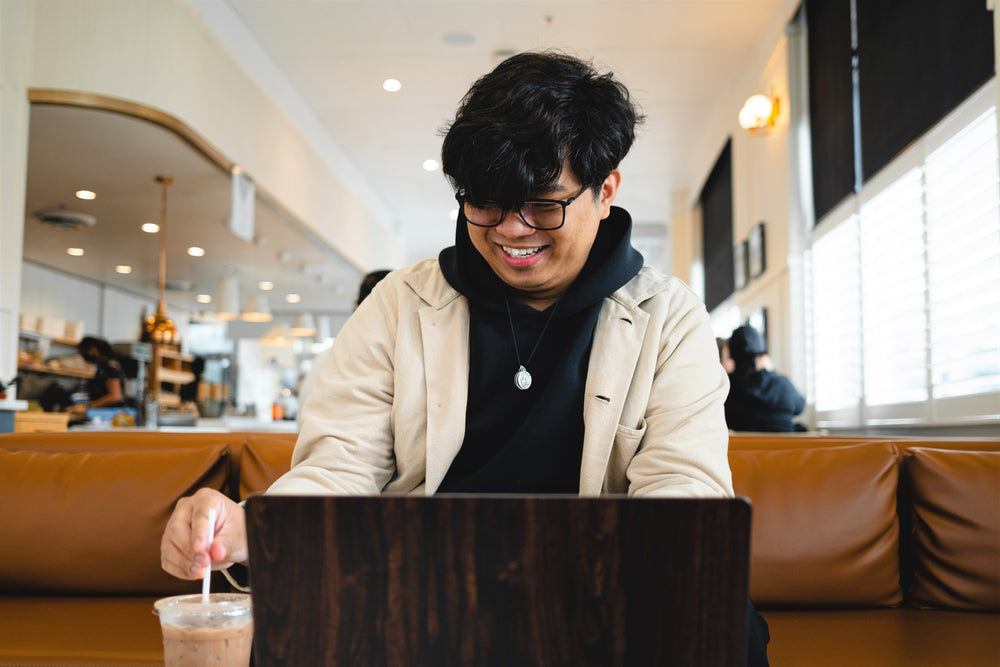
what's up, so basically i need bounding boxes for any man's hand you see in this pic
[161,488,248,580]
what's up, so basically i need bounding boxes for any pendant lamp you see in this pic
[143,175,179,345]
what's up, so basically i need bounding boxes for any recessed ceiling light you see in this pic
[142,223,159,233]
[258,281,274,291]
[422,159,440,171]
[196,294,212,303]
[67,248,84,256]
[285,293,301,304]
[187,246,205,257]
[115,265,132,274]
[75,190,96,200]
[383,78,402,92]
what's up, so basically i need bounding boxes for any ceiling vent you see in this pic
[35,209,96,229]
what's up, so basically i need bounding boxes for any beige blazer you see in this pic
[269,259,733,498]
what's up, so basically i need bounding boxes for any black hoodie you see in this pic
[436,206,643,493]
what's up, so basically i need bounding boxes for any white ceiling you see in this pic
[20,0,798,320]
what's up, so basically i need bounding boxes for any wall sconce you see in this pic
[738,94,779,135]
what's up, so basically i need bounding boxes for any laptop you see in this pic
[244,495,751,667]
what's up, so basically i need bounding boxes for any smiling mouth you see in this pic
[501,245,542,258]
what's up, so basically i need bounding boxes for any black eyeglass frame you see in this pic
[455,184,592,231]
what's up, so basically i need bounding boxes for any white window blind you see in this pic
[859,168,929,406]
[811,216,862,411]
[809,79,999,427]
[925,107,1000,399]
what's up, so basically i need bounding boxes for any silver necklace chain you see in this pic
[504,296,560,391]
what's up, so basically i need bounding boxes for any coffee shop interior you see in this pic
[0,0,997,436]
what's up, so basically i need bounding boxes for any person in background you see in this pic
[178,356,205,416]
[70,336,126,418]
[162,52,769,664]
[717,336,735,374]
[295,269,392,416]
[724,325,805,432]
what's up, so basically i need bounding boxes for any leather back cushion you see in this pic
[729,441,902,607]
[239,434,296,499]
[906,447,1000,611]
[0,445,229,595]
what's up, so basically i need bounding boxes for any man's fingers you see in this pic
[161,488,246,580]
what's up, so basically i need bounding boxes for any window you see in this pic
[859,168,927,406]
[926,107,1000,401]
[809,81,999,427]
[809,215,862,413]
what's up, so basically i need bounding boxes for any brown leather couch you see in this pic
[1,430,997,665]
[729,433,1000,666]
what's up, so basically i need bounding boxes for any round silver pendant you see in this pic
[514,365,532,391]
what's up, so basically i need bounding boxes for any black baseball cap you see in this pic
[729,325,767,361]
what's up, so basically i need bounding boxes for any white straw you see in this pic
[201,508,216,601]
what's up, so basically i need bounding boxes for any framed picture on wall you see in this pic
[733,240,749,290]
[748,222,766,279]
[745,306,768,346]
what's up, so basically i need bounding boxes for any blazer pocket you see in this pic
[612,418,647,463]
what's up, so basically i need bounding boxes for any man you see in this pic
[725,325,806,432]
[161,52,768,663]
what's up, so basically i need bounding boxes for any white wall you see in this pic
[699,33,798,380]
[20,262,189,345]
[0,0,33,396]
[1,0,405,393]
[26,0,403,273]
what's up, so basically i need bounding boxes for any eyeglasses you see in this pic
[456,184,590,231]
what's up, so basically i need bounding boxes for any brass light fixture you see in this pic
[738,94,780,135]
[143,175,180,345]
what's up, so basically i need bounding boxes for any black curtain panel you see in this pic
[856,0,996,183]
[700,139,735,312]
[806,0,856,223]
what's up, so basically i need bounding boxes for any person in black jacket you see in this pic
[725,325,805,432]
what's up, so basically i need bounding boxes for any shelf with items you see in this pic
[18,329,83,348]
[16,361,94,380]
[150,345,195,407]
[17,330,93,380]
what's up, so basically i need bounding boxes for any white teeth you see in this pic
[502,246,541,258]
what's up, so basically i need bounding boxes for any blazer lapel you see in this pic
[419,299,470,494]
[580,297,648,494]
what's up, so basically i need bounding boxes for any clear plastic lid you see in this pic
[154,593,252,620]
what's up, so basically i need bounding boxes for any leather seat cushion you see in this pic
[0,596,163,664]
[239,434,296,499]
[762,608,1000,667]
[906,447,1000,611]
[730,441,902,606]
[0,444,230,595]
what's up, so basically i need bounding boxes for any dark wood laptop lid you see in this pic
[245,495,751,667]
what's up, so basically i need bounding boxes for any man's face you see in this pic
[467,168,621,310]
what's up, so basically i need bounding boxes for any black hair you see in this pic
[441,51,643,209]
[78,336,114,360]
[357,269,392,305]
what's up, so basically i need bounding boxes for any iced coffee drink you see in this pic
[154,593,253,667]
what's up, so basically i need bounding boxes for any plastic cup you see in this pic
[153,593,253,667]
